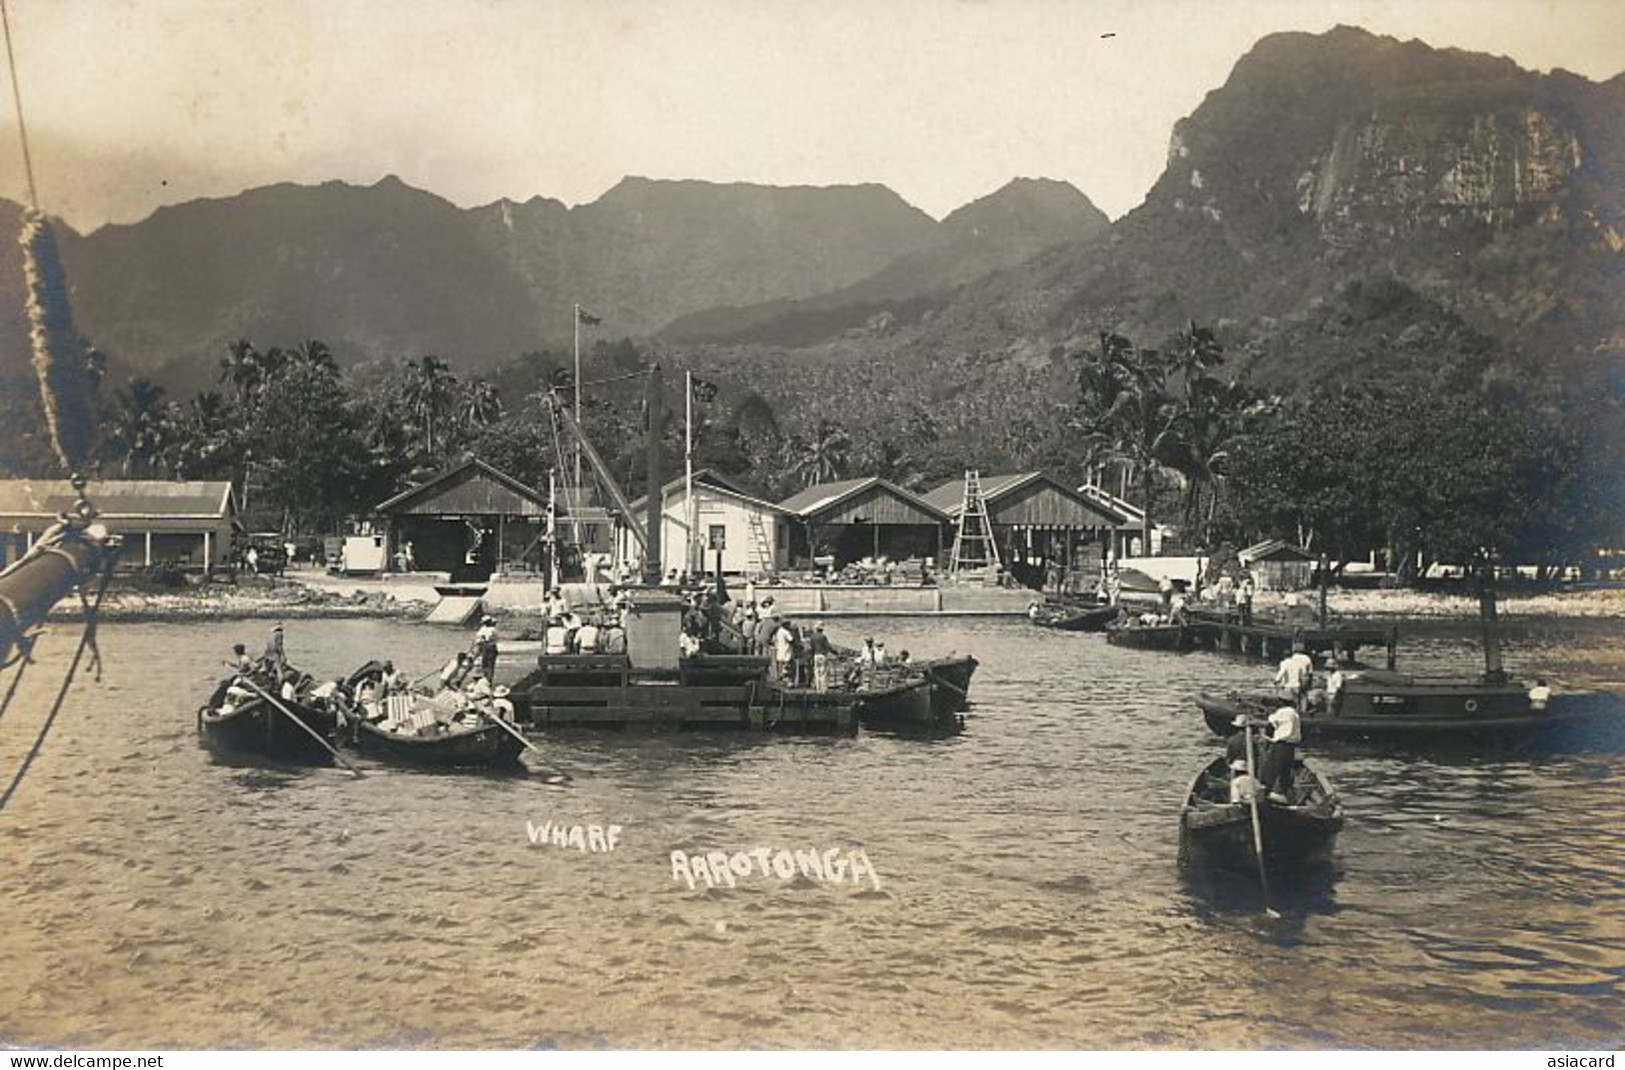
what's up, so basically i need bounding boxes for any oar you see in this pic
[1243,720,1278,918]
[241,677,365,779]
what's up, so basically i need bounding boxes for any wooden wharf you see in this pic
[515,654,857,734]
[1182,606,1397,666]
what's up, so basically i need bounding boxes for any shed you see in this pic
[1077,483,1168,559]
[777,477,951,569]
[924,472,1126,587]
[375,458,550,581]
[1239,539,1316,591]
[0,479,238,572]
[622,469,791,577]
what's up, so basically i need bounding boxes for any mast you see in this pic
[572,301,582,496]
[546,468,558,592]
[643,363,665,585]
[685,370,695,579]
[1479,552,1505,682]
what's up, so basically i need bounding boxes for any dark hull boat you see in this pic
[352,717,525,768]
[1194,673,1623,742]
[198,680,338,764]
[1030,602,1122,631]
[849,662,968,730]
[1179,757,1342,872]
[1105,621,1190,651]
[916,654,978,711]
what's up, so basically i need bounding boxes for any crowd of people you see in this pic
[211,621,515,739]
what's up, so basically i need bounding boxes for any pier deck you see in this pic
[515,654,856,733]
[1182,607,1397,664]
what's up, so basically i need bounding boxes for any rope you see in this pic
[0,554,115,812]
[1,0,38,211]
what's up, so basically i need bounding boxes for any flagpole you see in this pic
[572,302,582,495]
[685,370,695,580]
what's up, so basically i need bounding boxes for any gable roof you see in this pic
[923,472,1128,526]
[626,469,788,516]
[1240,538,1314,563]
[375,457,546,516]
[0,479,236,520]
[777,477,951,524]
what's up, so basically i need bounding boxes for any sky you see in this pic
[1,0,1622,232]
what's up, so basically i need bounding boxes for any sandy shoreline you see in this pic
[45,575,431,624]
[41,572,1625,626]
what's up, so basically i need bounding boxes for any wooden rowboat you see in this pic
[351,716,525,768]
[198,678,339,764]
[1030,602,1122,631]
[1105,621,1190,651]
[1179,756,1342,872]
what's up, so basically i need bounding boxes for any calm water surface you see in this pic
[0,615,1621,1049]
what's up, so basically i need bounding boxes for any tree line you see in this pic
[15,324,1622,577]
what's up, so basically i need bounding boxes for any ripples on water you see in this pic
[0,616,1621,1048]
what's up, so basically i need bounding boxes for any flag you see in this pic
[576,306,602,326]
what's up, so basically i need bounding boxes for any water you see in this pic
[0,616,1622,1049]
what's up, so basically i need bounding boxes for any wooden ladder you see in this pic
[746,511,774,573]
[948,470,1000,576]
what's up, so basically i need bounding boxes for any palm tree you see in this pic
[459,377,504,427]
[112,378,171,476]
[1071,333,1180,554]
[793,418,852,487]
[290,339,339,376]
[402,355,458,460]
[219,338,261,407]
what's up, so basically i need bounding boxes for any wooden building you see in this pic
[778,477,951,569]
[1239,539,1316,591]
[621,469,791,576]
[1077,483,1167,558]
[375,458,550,580]
[0,479,239,572]
[923,472,1126,587]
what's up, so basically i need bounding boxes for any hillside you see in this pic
[8,175,989,392]
[657,178,1110,347]
[691,25,1624,430]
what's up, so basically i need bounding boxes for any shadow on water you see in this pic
[1179,854,1344,938]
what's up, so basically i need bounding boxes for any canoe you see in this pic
[1030,602,1122,631]
[1194,673,1625,741]
[352,715,525,768]
[1179,756,1343,872]
[1105,621,1190,651]
[198,679,339,764]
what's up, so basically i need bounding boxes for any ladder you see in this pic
[948,470,1000,575]
[746,512,774,573]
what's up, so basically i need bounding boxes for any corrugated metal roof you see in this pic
[922,473,1129,527]
[627,469,788,516]
[376,458,546,516]
[776,477,950,523]
[0,479,235,519]
[920,473,1036,513]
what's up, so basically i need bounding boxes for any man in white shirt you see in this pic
[544,617,570,656]
[1274,646,1315,710]
[1260,705,1302,802]
[575,618,601,654]
[1229,760,1259,804]
[772,619,795,681]
[475,615,499,677]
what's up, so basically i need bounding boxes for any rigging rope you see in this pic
[0,551,114,812]
[1,0,38,211]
